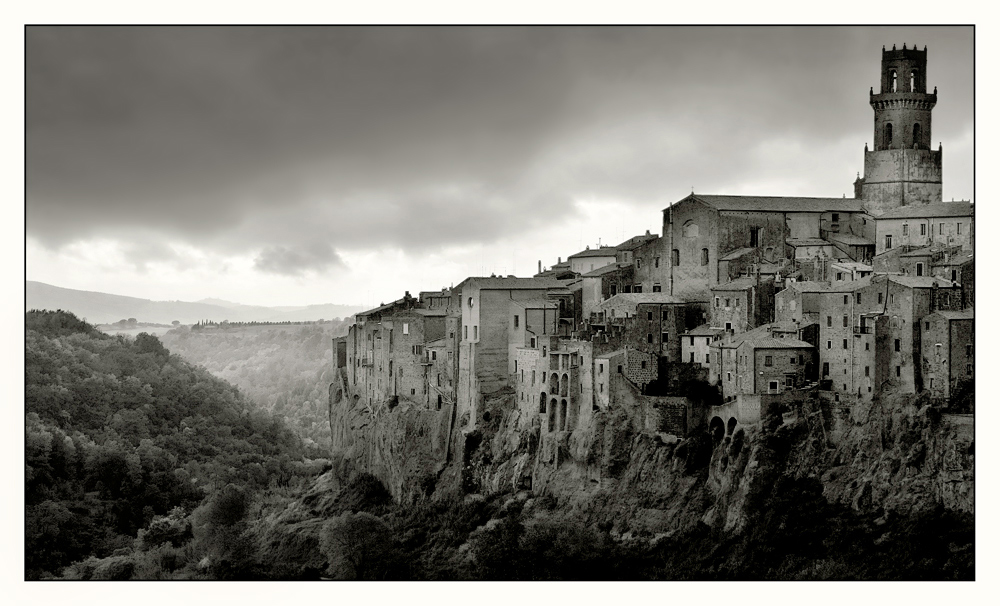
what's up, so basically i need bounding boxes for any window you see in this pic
[641,360,647,369]
[634,285,642,294]
[857,293,862,304]
[655,257,660,268]
[653,283,661,292]
[916,263,923,276]
[464,326,468,339]
[885,235,892,250]
[878,293,883,304]
[957,223,963,235]
[822,363,830,376]
[403,322,409,335]
[514,315,519,328]
[542,346,547,357]
[532,370,536,384]
[790,357,796,364]
[843,316,849,327]
[765,355,773,366]
[701,248,709,266]
[727,372,732,381]
[826,341,832,349]
[664,311,670,321]
[843,295,849,305]
[785,376,795,387]
[715,297,720,308]
[865,366,870,377]
[890,294,894,304]
[725,298,730,307]
[599,383,604,393]
[432,351,437,360]
[896,366,901,377]
[647,333,653,344]
[884,122,893,147]
[706,354,711,363]
[918,223,926,236]
[636,259,642,269]
[966,345,972,357]
[750,227,761,247]
[968,364,973,376]
[769,381,779,391]
[647,311,653,321]
[617,365,622,374]
[610,284,617,296]
[827,316,832,327]
[952,270,958,282]
[902,224,908,235]
[894,339,900,352]
[865,342,870,351]
[468,296,474,308]
[530,337,536,348]
[473,326,478,339]
[672,249,680,266]
[939,223,944,235]
[725,322,732,331]
[662,332,670,344]
[832,213,840,223]
[843,339,848,349]
[837,272,843,281]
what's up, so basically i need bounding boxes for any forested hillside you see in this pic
[160,321,349,449]
[25,310,326,579]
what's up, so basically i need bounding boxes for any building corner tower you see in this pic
[857,44,943,216]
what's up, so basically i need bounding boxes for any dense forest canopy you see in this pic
[25,310,324,579]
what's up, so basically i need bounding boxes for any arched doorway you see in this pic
[710,417,725,442]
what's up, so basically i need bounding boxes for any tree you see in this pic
[319,512,401,580]
[172,321,180,327]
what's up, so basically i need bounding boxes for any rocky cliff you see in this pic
[328,381,973,539]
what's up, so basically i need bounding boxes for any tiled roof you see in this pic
[582,262,631,278]
[567,246,619,259]
[682,324,726,337]
[738,337,814,350]
[712,277,759,291]
[458,277,564,290]
[831,261,873,270]
[719,247,757,261]
[876,201,973,219]
[784,280,832,293]
[786,238,832,247]
[668,194,864,213]
[597,293,688,308]
[888,275,959,289]
[615,233,659,251]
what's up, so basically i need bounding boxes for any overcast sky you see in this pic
[26,26,973,309]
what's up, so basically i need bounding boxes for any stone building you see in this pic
[680,324,725,369]
[580,262,634,320]
[657,194,865,301]
[920,309,973,405]
[872,202,973,255]
[735,337,816,396]
[454,276,571,428]
[856,45,943,216]
[567,246,618,275]
[709,276,776,333]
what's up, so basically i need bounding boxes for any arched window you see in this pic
[540,392,547,413]
[701,248,709,266]
[890,70,897,92]
[682,220,699,238]
[910,70,917,92]
[884,123,893,149]
[913,123,921,147]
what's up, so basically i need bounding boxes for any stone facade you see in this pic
[921,310,974,403]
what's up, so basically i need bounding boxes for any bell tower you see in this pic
[858,44,943,215]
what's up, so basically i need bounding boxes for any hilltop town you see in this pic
[329,45,973,502]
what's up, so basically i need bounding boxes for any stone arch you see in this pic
[710,416,725,442]
[559,399,568,431]
[727,417,737,436]
[549,373,559,395]
[548,399,558,432]
[884,123,893,148]
[890,69,897,92]
[561,373,569,397]
[913,123,921,148]
[540,392,547,413]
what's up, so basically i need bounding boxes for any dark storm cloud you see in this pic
[27,26,973,262]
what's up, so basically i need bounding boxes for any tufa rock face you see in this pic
[329,380,972,537]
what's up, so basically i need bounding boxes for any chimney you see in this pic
[538,260,542,274]
[558,257,562,264]
[646,229,651,236]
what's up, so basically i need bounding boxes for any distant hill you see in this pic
[26,281,364,325]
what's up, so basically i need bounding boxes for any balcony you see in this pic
[853,326,873,334]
